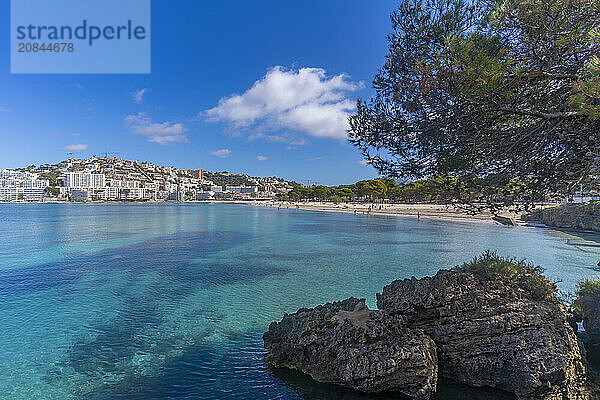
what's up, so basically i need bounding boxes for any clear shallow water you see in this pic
[1,203,599,400]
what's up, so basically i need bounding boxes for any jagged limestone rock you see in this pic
[378,269,588,400]
[263,297,438,399]
[265,258,590,400]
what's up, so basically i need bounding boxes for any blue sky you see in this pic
[0,1,398,185]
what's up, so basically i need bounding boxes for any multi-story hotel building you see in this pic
[226,185,258,194]
[186,169,204,180]
[0,169,49,201]
[63,172,105,188]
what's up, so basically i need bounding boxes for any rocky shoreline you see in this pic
[524,204,600,232]
[264,297,438,399]
[264,254,592,399]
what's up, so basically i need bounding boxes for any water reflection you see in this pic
[271,368,517,400]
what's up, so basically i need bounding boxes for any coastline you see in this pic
[0,199,523,225]
[246,200,524,225]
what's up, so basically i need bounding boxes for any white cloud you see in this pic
[64,144,88,151]
[288,138,308,149]
[248,132,288,143]
[133,88,147,104]
[256,155,269,161]
[205,66,362,140]
[210,149,232,158]
[290,138,307,145]
[359,159,371,166]
[125,112,188,145]
[305,156,326,162]
[148,135,188,145]
[248,132,308,149]
[71,132,81,137]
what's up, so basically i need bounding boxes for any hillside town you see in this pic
[0,156,296,202]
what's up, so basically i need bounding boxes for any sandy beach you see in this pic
[1,199,524,225]
[248,200,524,225]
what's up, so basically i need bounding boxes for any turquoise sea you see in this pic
[1,203,599,399]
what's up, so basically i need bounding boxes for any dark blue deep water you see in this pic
[1,203,599,399]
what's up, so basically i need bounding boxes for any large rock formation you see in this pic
[524,204,600,232]
[264,255,590,400]
[263,297,438,399]
[378,270,588,400]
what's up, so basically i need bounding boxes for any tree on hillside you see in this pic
[367,179,388,199]
[313,185,333,200]
[335,187,355,200]
[354,180,373,198]
[39,173,61,187]
[44,187,61,197]
[349,0,600,207]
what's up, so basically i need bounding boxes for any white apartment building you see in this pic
[226,185,258,194]
[63,172,105,188]
[119,188,156,200]
[196,191,214,200]
[89,187,156,201]
[35,165,54,173]
[168,191,184,201]
[79,187,118,201]
[0,177,49,188]
[143,182,160,191]
[108,179,140,188]
[0,169,50,201]
[0,187,46,202]
[0,169,27,179]
[70,189,90,202]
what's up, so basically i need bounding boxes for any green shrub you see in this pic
[455,251,557,300]
[576,279,600,298]
[574,278,600,313]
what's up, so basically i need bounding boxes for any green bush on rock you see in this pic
[455,251,557,301]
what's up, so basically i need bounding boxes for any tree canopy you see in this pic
[281,175,543,207]
[349,0,600,205]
